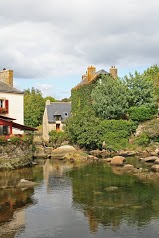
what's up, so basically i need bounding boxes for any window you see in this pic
[64,112,68,117]
[55,115,61,121]
[0,99,3,108]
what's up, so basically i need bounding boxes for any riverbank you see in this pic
[0,142,33,170]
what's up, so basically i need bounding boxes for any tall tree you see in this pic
[24,88,45,127]
[91,75,128,119]
[143,65,159,101]
[124,71,156,108]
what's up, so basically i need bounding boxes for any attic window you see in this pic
[64,112,68,117]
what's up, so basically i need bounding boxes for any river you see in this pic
[1,159,159,238]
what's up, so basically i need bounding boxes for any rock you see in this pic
[89,149,102,157]
[103,158,112,162]
[155,158,159,164]
[34,146,46,158]
[64,151,87,162]
[87,155,99,161]
[140,156,158,163]
[118,150,137,156]
[17,179,38,188]
[151,165,159,172]
[51,145,77,159]
[110,156,126,166]
[122,164,135,171]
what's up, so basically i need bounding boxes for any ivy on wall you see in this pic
[71,76,100,113]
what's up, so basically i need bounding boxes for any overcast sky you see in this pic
[0,0,159,99]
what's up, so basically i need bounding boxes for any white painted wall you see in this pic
[0,92,24,134]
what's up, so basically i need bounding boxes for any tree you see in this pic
[143,65,159,101]
[66,107,102,149]
[44,96,56,102]
[124,71,156,108]
[91,75,128,119]
[24,88,45,127]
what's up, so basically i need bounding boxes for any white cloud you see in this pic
[0,0,158,80]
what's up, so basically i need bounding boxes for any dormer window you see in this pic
[64,112,68,117]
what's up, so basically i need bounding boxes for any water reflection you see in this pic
[1,160,159,237]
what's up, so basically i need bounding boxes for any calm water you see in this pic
[1,159,159,238]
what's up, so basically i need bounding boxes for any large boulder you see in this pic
[51,145,77,159]
[110,156,126,166]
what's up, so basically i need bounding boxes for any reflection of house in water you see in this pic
[43,159,73,193]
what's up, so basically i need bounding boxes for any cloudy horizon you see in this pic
[0,0,159,99]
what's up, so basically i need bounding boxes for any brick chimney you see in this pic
[110,66,117,79]
[87,66,96,82]
[0,68,13,87]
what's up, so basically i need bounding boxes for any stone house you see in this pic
[71,65,117,113]
[0,68,36,135]
[43,101,71,142]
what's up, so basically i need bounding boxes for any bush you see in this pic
[133,133,150,146]
[0,135,7,143]
[9,135,22,144]
[128,106,157,122]
[99,120,137,151]
[49,131,68,148]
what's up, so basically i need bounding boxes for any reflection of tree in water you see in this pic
[67,163,159,233]
[0,187,34,223]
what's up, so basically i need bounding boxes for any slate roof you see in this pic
[0,81,23,94]
[72,69,110,90]
[47,102,71,123]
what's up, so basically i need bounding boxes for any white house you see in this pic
[0,68,36,135]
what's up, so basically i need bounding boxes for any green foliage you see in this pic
[91,75,128,119]
[24,87,45,127]
[99,120,137,151]
[0,135,7,143]
[49,131,68,148]
[9,135,21,144]
[71,79,98,113]
[66,107,102,149]
[60,97,71,102]
[124,71,156,108]
[44,96,56,102]
[144,65,159,101]
[128,106,157,122]
[133,133,150,147]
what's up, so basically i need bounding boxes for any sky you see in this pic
[0,0,159,99]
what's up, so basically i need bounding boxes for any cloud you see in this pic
[0,0,159,80]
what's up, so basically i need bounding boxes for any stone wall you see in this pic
[0,143,33,170]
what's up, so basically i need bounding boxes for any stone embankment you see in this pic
[0,143,33,170]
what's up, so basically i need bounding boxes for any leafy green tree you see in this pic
[143,65,159,101]
[91,75,128,119]
[44,96,56,102]
[66,107,102,149]
[24,88,45,127]
[124,71,156,108]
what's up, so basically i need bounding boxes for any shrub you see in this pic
[99,120,137,151]
[128,106,157,122]
[9,135,22,144]
[0,135,7,143]
[133,133,150,146]
[49,131,68,148]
